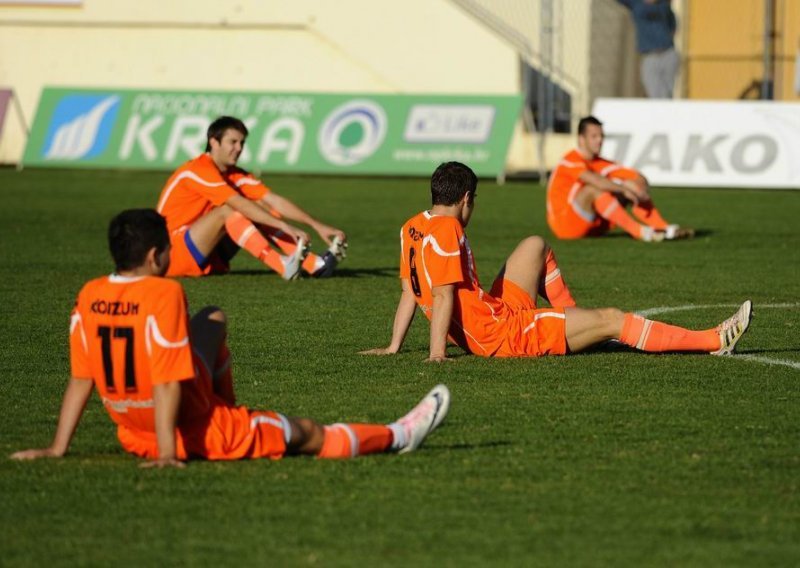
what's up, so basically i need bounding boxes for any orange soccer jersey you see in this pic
[399,211,566,357]
[69,275,288,460]
[156,154,274,276]
[546,149,639,239]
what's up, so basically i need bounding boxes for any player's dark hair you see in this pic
[578,115,603,135]
[431,162,478,206]
[205,116,248,151]
[108,209,169,272]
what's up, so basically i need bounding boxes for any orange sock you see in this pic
[594,192,646,239]
[225,212,284,274]
[619,313,720,353]
[317,423,394,459]
[213,343,235,406]
[258,225,322,274]
[540,249,576,308]
[632,201,669,230]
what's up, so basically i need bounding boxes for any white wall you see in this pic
[0,0,519,163]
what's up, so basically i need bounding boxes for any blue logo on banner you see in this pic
[42,94,121,160]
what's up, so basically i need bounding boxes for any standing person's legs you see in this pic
[641,49,678,99]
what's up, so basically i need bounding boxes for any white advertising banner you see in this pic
[592,99,800,189]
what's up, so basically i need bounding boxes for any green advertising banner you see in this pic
[23,88,522,176]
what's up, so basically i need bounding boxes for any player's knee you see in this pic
[196,305,227,326]
[521,235,548,258]
[288,417,325,453]
[599,307,624,331]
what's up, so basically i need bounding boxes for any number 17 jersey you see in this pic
[69,274,207,434]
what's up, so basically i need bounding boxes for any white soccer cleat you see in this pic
[329,235,348,261]
[711,300,753,356]
[397,384,450,454]
[640,226,665,243]
[664,224,696,240]
[281,238,309,281]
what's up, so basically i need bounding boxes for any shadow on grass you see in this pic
[225,266,397,278]
[737,347,800,355]
[425,440,512,452]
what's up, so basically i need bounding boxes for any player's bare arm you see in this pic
[260,192,345,245]
[226,194,310,244]
[428,284,455,362]
[141,381,185,469]
[10,377,93,461]
[579,170,640,204]
[360,279,417,355]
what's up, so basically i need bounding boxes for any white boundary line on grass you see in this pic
[637,303,800,371]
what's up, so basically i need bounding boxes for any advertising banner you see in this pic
[592,98,800,189]
[23,88,522,177]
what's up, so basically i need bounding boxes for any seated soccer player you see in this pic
[156,116,348,280]
[362,162,750,361]
[546,115,693,242]
[11,210,448,467]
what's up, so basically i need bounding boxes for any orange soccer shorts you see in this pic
[548,201,611,240]
[116,357,289,461]
[166,228,231,278]
[117,405,290,461]
[489,278,568,357]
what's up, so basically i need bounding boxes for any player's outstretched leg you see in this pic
[285,384,450,459]
[565,301,753,355]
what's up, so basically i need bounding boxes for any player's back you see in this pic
[71,275,211,434]
[400,211,512,356]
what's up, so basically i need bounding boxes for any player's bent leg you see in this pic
[581,184,662,242]
[190,306,235,404]
[498,236,548,298]
[498,236,575,308]
[187,206,232,257]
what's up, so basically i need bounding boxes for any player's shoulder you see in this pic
[169,154,223,183]
[139,276,185,297]
[427,213,462,233]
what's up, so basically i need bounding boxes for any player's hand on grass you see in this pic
[359,347,397,356]
[140,457,186,469]
[10,447,62,460]
[425,355,452,363]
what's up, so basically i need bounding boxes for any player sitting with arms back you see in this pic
[362,162,750,361]
[547,115,693,242]
[156,116,347,281]
[11,209,448,467]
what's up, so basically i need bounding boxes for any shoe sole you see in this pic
[712,300,753,356]
[399,384,451,454]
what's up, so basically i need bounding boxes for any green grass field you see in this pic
[1,167,799,566]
